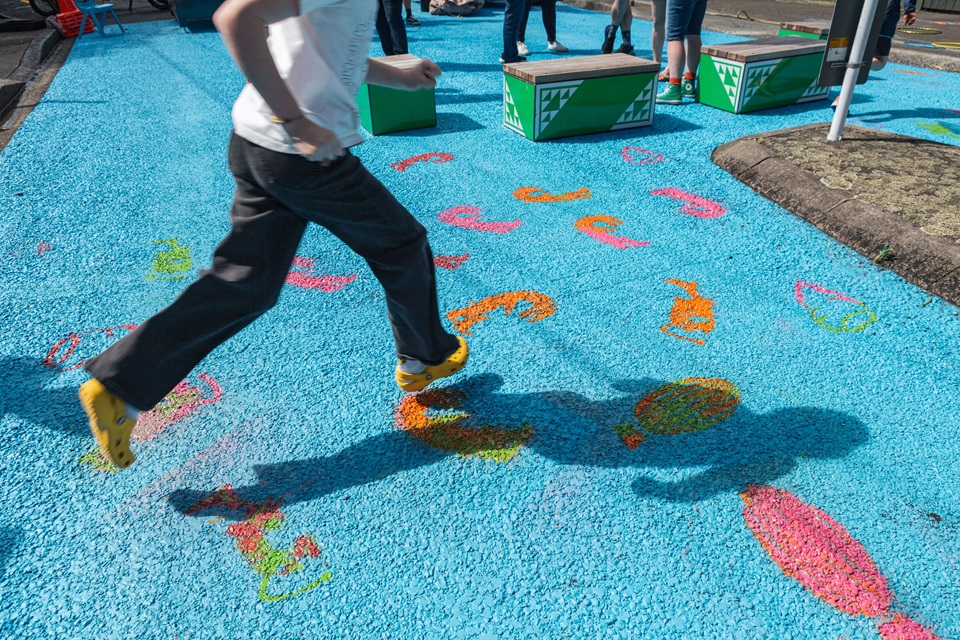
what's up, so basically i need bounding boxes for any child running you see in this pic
[78,0,468,470]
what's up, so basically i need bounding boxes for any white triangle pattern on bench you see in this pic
[612,77,656,129]
[536,81,583,139]
[503,78,525,133]
[742,60,781,106]
[713,60,742,111]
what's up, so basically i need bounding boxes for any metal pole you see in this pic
[827,0,883,142]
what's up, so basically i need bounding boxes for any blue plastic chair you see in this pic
[76,0,126,37]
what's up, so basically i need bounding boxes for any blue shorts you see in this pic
[666,0,708,41]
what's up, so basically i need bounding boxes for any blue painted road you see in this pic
[1,6,958,639]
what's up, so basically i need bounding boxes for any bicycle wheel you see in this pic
[147,0,170,10]
[28,0,59,17]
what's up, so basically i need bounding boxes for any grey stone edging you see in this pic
[712,129,960,307]
[10,28,61,82]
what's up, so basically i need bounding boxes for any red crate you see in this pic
[51,10,97,37]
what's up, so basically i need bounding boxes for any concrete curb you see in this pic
[9,28,60,82]
[712,126,960,307]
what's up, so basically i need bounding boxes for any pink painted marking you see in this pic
[650,188,726,219]
[741,485,892,618]
[37,242,53,255]
[134,373,222,442]
[438,206,521,234]
[794,282,859,307]
[878,614,942,640]
[390,152,454,172]
[579,228,650,249]
[622,146,665,165]
[434,253,470,270]
[286,256,358,291]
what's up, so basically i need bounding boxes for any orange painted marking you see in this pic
[660,280,714,345]
[513,186,591,203]
[446,291,556,336]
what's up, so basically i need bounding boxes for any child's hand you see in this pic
[903,11,917,25]
[401,59,442,90]
[283,118,345,163]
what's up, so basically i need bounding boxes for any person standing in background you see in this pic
[656,0,708,104]
[500,0,526,63]
[404,0,420,24]
[650,0,669,81]
[377,0,408,55]
[517,0,568,55]
[601,0,633,55]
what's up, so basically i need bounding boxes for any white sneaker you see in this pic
[517,41,530,56]
[547,40,568,53]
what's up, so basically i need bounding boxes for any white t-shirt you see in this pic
[232,0,378,154]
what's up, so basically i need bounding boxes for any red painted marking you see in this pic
[893,69,928,75]
[434,253,470,270]
[390,152,454,172]
[37,242,53,255]
[622,146,665,165]
[42,324,138,372]
[650,188,726,219]
[285,256,357,291]
[438,206,520,234]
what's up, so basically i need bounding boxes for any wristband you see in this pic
[270,114,305,125]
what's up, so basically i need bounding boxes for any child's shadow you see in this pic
[168,373,868,517]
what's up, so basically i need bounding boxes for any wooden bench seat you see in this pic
[358,54,436,135]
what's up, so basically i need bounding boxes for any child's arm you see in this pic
[366,58,442,91]
[213,0,343,162]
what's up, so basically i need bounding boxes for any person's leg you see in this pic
[602,0,630,53]
[383,0,408,55]
[873,0,901,68]
[618,3,633,53]
[518,0,532,51]
[404,0,420,24]
[501,0,525,61]
[86,135,308,412]
[541,0,556,43]
[376,0,396,55]
[651,0,667,65]
[658,0,692,103]
[251,146,460,367]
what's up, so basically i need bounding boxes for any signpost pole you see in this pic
[827,0,883,141]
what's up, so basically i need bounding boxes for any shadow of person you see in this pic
[0,356,90,436]
[0,527,19,578]
[168,373,869,518]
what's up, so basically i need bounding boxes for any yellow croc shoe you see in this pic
[396,337,469,393]
[79,379,137,469]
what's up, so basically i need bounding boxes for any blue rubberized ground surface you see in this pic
[1,6,959,639]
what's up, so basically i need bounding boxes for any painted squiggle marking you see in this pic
[447,291,555,336]
[434,253,470,270]
[794,282,877,334]
[513,186,592,203]
[613,378,739,450]
[187,485,332,603]
[42,324,138,373]
[37,242,53,255]
[285,256,358,291]
[574,215,649,249]
[438,206,520,234]
[917,122,960,139]
[390,152,454,172]
[741,486,942,638]
[146,238,192,281]
[622,146,665,165]
[661,279,713,345]
[396,388,532,462]
[651,188,726,219]
[79,373,223,473]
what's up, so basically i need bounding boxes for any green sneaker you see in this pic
[682,77,697,100]
[656,84,682,105]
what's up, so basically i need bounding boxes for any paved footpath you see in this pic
[0,6,958,639]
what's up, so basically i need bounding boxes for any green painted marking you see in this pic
[146,238,192,281]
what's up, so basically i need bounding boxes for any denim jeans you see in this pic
[665,0,708,41]
[875,0,902,57]
[376,0,408,56]
[519,0,557,43]
[501,0,525,62]
[86,134,459,410]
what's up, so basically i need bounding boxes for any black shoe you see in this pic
[499,55,528,63]
[601,24,616,54]
[615,43,634,55]
[406,13,420,24]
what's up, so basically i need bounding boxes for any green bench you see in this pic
[778,20,831,40]
[502,54,660,141]
[698,36,830,114]
[357,54,436,135]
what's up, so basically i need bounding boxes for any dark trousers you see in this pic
[86,134,459,410]
[376,0,408,56]
[519,0,557,43]
[501,0,525,62]
[875,0,902,57]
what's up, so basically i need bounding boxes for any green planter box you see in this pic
[503,54,660,141]
[699,37,830,114]
[777,20,830,40]
[357,54,436,135]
